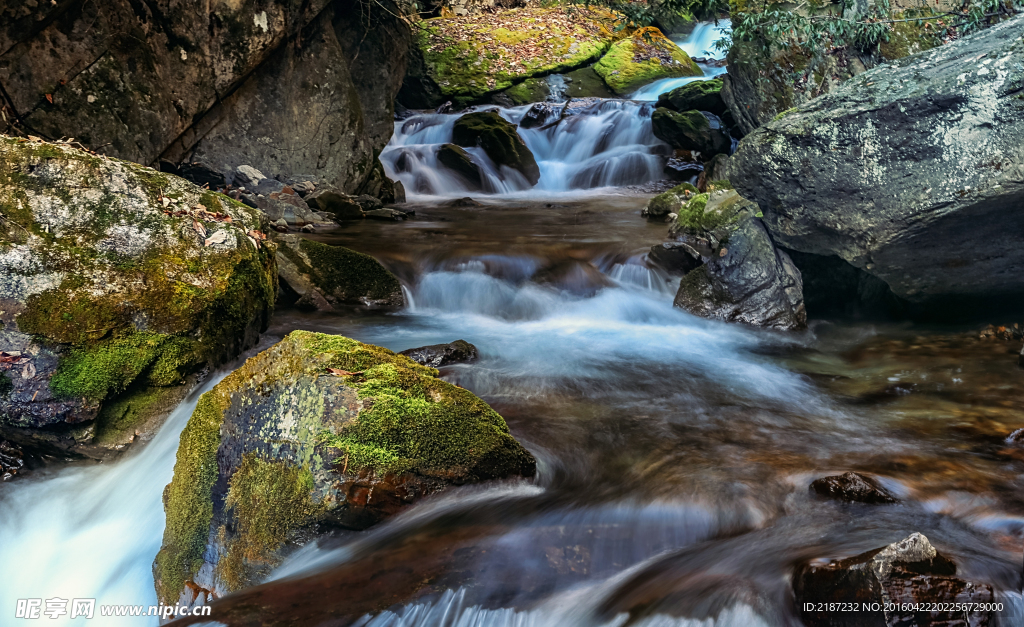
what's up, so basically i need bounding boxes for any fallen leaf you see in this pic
[204,230,230,247]
[192,219,207,237]
[327,368,364,377]
[45,94,53,104]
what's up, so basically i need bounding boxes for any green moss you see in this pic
[647,182,698,217]
[17,289,126,345]
[594,29,702,95]
[708,179,733,190]
[92,382,190,445]
[451,111,539,182]
[219,454,325,590]
[0,373,11,399]
[50,332,173,401]
[879,16,941,61]
[676,192,711,229]
[294,239,400,303]
[154,389,225,604]
[199,191,223,213]
[772,107,798,122]
[503,78,550,105]
[656,78,724,112]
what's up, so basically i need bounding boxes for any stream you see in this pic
[0,21,1022,627]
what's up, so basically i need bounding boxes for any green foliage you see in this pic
[568,0,730,30]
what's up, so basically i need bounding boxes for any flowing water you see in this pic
[2,21,1023,627]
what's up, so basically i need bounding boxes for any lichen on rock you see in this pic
[594,27,702,95]
[0,135,277,454]
[154,330,535,605]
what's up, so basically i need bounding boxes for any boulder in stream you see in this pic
[275,234,404,311]
[794,533,995,627]
[436,143,484,189]
[452,111,540,186]
[0,136,276,456]
[724,16,1024,314]
[400,340,479,368]
[652,109,732,157]
[671,188,806,330]
[593,28,702,95]
[810,472,899,504]
[154,330,536,606]
[656,78,727,117]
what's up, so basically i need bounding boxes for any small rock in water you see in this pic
[794,533,995,627]
[444,197,483,207]
[810,471,899,504]
[300,224,315,233]
[519,102,558,129]
[0,439,25,481]
[400,340,478,368]
[364,208,410,221]
[1007,428,1024,445]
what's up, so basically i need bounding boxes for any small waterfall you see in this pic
[630,23,732,101]
[381,101,669,198]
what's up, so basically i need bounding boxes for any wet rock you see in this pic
[0,439,24,481]
[725,16,1024,312]
[255,178,286,196]
[0,138,275,455]
[810,472,899,504]
[437,144,484,189]
[291,181,316,197]
[305,189,364,221]
[354,195,384,212]
[234,165,266,189]
[363,208,410,221]
[400,340,479,367]
[452,111,540,185]
[794,533,995,627]
[253,194,324,228]
[664,158,703,182]
[154,331,536,605]
[445,197,484,208]
[1007,428,1024,445]
[703,153,730,182]
[519,103,559,130]
[643,182,698,221]
[274,234,404,310]
[648,242,701,276]
[656,78,727,117]
[672,189,806,330]
[651,109,731,157]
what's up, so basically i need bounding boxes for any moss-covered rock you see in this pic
[275,234,404,311]
[452,111,540,185]
[436,143,484,189]
[669,188,806,330]
[0,135,276,455]
[594,27,702,95]
[651,108,732,156]
[154,330,535,605]
[642,182,699,221]
[401,7,619,106]
[656,78,727,116]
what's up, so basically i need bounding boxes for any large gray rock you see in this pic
[724,16,1024,308]
[671,189,806,330]
[0,0,409,196]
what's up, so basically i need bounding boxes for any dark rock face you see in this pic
[437,143,484,189]
[656,78,727,117]
[725,16,1024,310]
[0,439,24,481]
[452,111,540,185]
[651,109,731,157]
[275,234,404,310]
[154,331,536,606]
[648,242,701,276]
[305,189,364,221]
[672,189,806,330]
[518,103,559,130]
[400,340,479,368]
[0,0,409,196]
[810,472,899,504]
[785,250,904,320]
[794,533,995,627]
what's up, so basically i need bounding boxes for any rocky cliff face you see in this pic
[0,0,409,194]
[724,15,1024,311]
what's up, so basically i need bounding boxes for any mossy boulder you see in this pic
[0,136,276,455]
[154,330,535,606]
[642,181,699,221]
[651,108,732,157]
[452,111,540,185]
[275,234,404,311]
[400,7,619,107]
[656,78,727,117]
[670,188,806,330]
[594,28,702,96]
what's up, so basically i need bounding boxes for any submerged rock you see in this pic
[593,28,702,95]
[810,472,899,504]
[436,143,484,189]
[671,188,806,330]
[652,109,731,157]
[794,533,995,627]
[400,340,479,367]
[725,16,1024,313]
[0,137,276,455]
[154,331,535,606]
[453,111,540,185]
[275,234,404,310]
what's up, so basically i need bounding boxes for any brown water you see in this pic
[182,197,1024,626]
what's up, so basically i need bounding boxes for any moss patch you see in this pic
[594,28,702,95]
[291,239,401,304]
[879,15,942,61]
[92,382,192,446]
[414,7,619,101]
[452,111,540,184]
